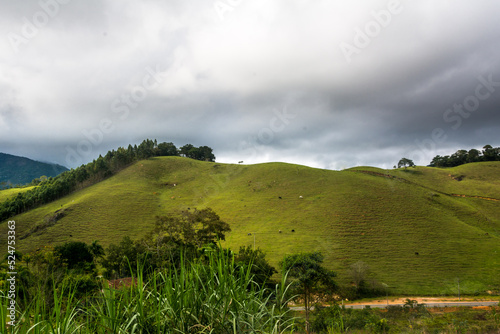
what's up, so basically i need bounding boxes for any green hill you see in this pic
[0,152,68,188]
[1,157,499,295]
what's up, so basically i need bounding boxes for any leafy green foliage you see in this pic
[397,157,415,169]
[101,208,231,278]
[281,252,337,294]
[1,247,296,333]
[148,208,231,247]
[234,245,277,288]
[54,241,95,271]
[180,144,216,161]
[430,144,500,167]
[100,236,147,279]
[281,252,337,332]
[312,304,384,333]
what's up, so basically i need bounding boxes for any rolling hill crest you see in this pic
[1,157,499,294]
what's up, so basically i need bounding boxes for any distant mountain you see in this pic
[0,153,68,188]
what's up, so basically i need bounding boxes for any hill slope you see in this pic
[0,152,68,187]
[1,157,499,295]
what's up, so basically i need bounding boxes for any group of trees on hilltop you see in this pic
[0,139,215,221]
[103,139,215,165]
[429,145,499,167]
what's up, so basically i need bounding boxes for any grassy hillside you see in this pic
[1,157,499,295]
[0,186,36,202]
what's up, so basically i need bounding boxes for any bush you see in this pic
[54,241,95,272]
[311,304,384,333]
[61,273,100,300]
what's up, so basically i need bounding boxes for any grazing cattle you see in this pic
[291,229,295,232]
[279,230,282,233]
[278,196,282,199]
[415,252,419,255]
[299,196,303,199]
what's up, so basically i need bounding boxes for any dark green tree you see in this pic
[54,241,94,272]
[397,157,415,169]
[467,149,481,163]
[152,208,231,248]
[179,144,195,157]
[101,236,146,279]
[235,245,277,288]
[183,208,231,247]
[281,252,337,333]
[429,145,499,167]
[137,139,156,159]
[198,145,216,162]
[483,145,499,161]
[89,240,105,267]
[450,149,468,166]
[157,142,179,156]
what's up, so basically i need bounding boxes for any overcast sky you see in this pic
[1,0,499,170]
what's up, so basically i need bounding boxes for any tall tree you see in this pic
[397,157,415,169]
[450,149,468,166]
[198,145,216,162]
[467,149,481,163]
[235,246,277,288]
[89,240,105,267]
[101,236,146,278]
[149,208,231,249]
[281,252,337,333]
[157,142,179,156]
[483,145,499,161]
[54,241,94,272]
[179,144,194,157]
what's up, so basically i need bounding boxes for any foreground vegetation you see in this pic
[309,300,500,333]
[1,243,498,333]
[1,246,296,333]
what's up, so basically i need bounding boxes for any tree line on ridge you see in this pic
[0,139,215,221]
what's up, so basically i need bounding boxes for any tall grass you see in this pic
[2,248,296,333]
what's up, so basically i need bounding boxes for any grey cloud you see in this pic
[1,0,499,169]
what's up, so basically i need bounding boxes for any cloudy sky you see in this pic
[1,0,499,170]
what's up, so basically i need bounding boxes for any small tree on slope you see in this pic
[281,252,337,333]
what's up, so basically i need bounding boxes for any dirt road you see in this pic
[290,297,499,310]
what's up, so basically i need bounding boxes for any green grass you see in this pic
[0,186,36,202]
[0,248,295,333]
[1,157,499,295]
